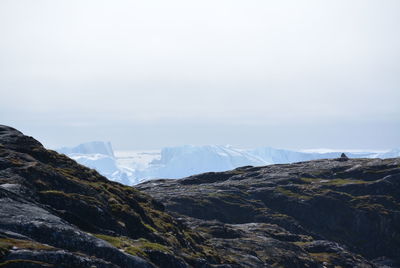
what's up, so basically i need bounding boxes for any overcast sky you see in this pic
[0,0,399,150]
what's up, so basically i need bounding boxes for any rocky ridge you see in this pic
[138,155,400,267]
[0,125,227,267]
[0,125,399,267]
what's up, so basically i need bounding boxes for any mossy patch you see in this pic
[0,242,10,259]
[0,238,54,251]
[137,238,170,252]
[300,177,367,185]
[93,234,146,257]
[6,158,24,167]
[93,234,170,259]
[39,190,103,207]
[0,238,55,265]
[292,241,312,247]
[309,252,338,263]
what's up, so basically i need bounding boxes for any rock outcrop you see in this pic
[1,125,399,267]
[0,125,226,267]
[138,155,400,267]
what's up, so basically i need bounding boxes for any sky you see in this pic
[0,0,399,150]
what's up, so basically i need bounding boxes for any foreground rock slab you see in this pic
[0,125,228,267]
[1,124,399,267]
[138,155,400,267]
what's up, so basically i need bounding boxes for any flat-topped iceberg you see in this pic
[135,145,268,180]
[58,141,115,157]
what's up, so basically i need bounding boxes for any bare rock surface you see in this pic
[0,125,226,267]
[138,153,400,267]
[1,125,399,267]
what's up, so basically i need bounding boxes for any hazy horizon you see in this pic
[1,0,399,150]
[56,139,392,153]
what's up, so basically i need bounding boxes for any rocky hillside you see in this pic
[138,156,400,267]
[1,125,399,267]
[0,125,228,267]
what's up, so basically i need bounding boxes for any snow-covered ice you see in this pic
[57,142,399,186]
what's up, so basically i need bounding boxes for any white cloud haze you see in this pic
[0,0,399,150]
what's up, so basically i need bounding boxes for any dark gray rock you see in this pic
[1,125,399,267]
[138,157,400,267]
[0,125,223,267]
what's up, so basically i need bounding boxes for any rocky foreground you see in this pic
[0,125,227,267]
[138,155,400,268]
[0,125,399,267]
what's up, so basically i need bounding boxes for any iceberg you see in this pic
[131,146,393,183]
[134,145,268,180]
[249,147,376,164]
[58,141,115,157]
[58,142,399,186]
[374,148,400,158]
[57,142,135,185]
